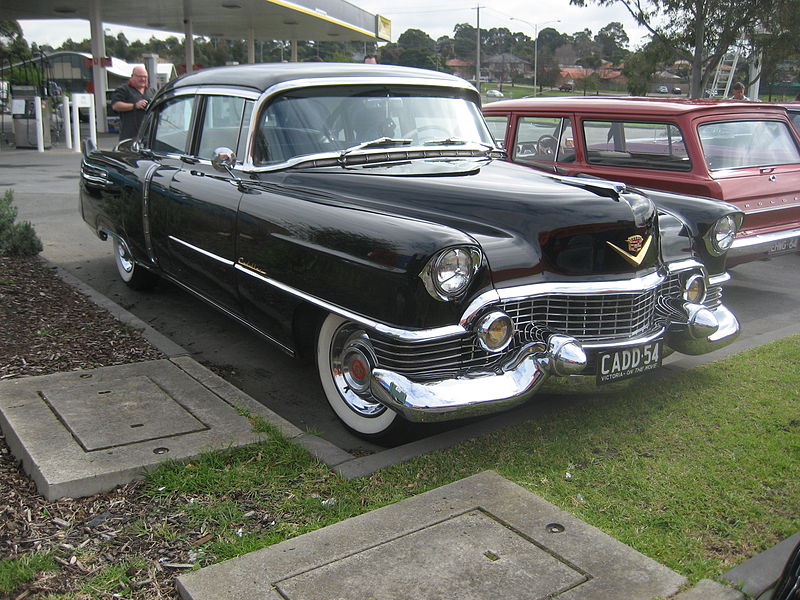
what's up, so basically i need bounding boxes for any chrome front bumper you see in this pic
[368,304,740,423]
[728,227,800,261]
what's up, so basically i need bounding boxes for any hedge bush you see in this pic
[0,190,43,256]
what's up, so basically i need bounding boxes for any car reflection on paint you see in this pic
[80,63,742,442]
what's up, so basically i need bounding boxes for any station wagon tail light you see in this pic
[420,247,482,301]
[707,214,739,255]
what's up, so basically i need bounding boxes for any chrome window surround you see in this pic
[150,78,489,171]
[144,87,260,163]
[240,76,488,172]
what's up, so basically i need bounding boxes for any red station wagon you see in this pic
[483,97,800,264]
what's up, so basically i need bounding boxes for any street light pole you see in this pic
[534,23,539,95]
[472,4,485,90]
[511,17,560,96]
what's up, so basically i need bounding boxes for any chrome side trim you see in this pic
[236,263,700,344]
[235,263,466,342]
[168,236,235,266]
[159,270,295,357]
[80,172,108,187]
[737,202,800,216]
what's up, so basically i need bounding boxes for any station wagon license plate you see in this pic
[768,237,798,256]
[597,341,662,384]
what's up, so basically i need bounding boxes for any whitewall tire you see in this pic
[316,313,399,439]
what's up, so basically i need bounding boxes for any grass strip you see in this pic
[143,334,799,583]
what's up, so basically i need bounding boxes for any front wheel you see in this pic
[316,313,401,441]
[113,237,158,290]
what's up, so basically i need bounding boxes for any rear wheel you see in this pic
[316,313,401,440]
[113,237,158,290]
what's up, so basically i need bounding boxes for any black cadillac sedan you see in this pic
[80,63,742,441]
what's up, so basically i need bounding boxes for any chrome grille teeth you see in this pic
[371,272,723,380]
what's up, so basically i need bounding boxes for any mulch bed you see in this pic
[0,255,198,599]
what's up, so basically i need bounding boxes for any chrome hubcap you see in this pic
[329,325,384,418]
[116,242,134,274]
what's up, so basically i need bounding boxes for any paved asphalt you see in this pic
[5,139,800,457]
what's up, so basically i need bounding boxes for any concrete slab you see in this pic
[176,471,687,600]
[0,357,308,501]
[723,531,800,598]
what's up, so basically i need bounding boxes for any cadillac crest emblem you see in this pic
[606,234,652,267]
[626,235,644,253]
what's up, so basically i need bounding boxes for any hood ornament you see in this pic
[607,235,652,266]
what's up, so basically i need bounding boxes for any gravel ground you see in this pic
[0,255,201,599]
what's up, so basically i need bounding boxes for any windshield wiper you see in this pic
[423,138,498,153]
[340,137,412,158]
[423,137,467,146]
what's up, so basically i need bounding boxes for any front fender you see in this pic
[236,186,492,329]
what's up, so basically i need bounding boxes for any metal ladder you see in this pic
[709,47,741,97]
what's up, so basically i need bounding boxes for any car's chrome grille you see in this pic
[500,289,658,344]
[370,336,502,381]
[370,271,724,380]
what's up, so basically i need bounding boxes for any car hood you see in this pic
[265,158,660,286]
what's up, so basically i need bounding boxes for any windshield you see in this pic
[253,85,493,165]
[698,119,800,170]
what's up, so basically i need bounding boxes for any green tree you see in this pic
[595,22,630,64]
[622,37,676,95]
[397,29,435,53]
[453,23,480,62]
[570,0,792,97]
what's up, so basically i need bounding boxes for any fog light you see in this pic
[684,303,719,339]
[683,274,707,304]
[548,334,587,376]
[476,312,514,352]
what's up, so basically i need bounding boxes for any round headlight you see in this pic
[476,312,514,352]
[433,248,475,296]
[683,273,707,304]
[709,215,738,255]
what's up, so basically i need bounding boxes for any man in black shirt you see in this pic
[111,66,152,140]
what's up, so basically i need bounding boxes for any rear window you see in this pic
[583,120,691,171]
[698,119,800,170]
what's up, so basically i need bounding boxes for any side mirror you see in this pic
[211,147,237,172]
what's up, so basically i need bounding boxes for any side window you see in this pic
[583,119,691,171]
[484,115,508,146]
[152,96,195,155]
[513,116,565,164]
[196,96,248,161]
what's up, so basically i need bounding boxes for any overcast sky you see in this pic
[20,0,649,51]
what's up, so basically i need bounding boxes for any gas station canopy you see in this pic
[2,0,390,42]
